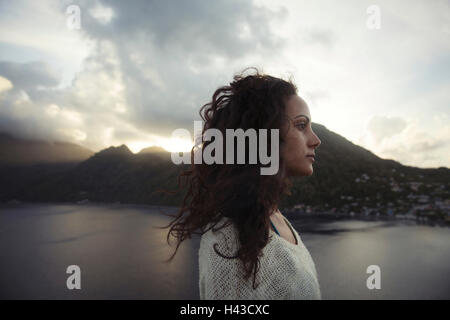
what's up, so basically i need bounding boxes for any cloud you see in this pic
[359,114,450,168]
[0,0,448,168]
[0,61,60,90]
[0,0,90,86]
[0,75,13,93]
[70,0,289,136]
[89,2,115,25]
[0,59,86,142]
[366,115,407,144]
[78,0,287,59]
[304,28,337,48]
[0,0,290,151]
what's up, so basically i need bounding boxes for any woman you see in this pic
[162,67,322,299]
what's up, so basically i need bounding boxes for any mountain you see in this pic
[287,123,449,208]
[0,132,95,204]
[0,125,448,211]
[0,131,94,165]
[0,140,187,205]
[138,146,168,154]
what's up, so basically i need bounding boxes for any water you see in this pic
[297,220,450,299]
[0,203,449,299]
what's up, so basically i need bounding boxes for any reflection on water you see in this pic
[0,203,449,299]
[0,203,198,299]
[292,219,450,299]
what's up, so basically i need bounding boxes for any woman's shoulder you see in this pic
[200,217,240,255]
[201,216,236,238]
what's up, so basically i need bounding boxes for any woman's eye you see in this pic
[295,122,306,130]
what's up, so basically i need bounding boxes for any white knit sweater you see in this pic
[198,216,322,300]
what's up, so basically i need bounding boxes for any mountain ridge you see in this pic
[0,125,448,211]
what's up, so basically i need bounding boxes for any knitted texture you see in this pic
[198,216,322,300]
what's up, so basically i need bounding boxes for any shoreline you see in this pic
[2,200,449,227]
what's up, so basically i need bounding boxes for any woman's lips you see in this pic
[306,155,315,162]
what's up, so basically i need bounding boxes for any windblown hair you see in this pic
[158,67,298,289]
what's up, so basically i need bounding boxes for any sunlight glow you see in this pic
[127,141,154,154]
[157,136,194,153]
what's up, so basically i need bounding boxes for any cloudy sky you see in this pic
[0,0,448,168]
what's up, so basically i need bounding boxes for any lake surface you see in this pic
[0,203,449,299]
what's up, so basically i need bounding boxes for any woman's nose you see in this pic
[310,132,321,149]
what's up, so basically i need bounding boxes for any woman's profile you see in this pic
[160,67,322,300]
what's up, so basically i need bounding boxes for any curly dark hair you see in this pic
[157,67,298,289]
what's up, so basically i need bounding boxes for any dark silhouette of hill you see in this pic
[0,132,95,204]
[0,131,94,165]
[138,146,168,154]
[0,124,448,209]
[290,123,449,208]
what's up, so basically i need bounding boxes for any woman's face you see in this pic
[280,95,321,177]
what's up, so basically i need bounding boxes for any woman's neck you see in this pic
[270,207,284,223]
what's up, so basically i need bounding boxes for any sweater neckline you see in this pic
[270,217,299,247]
[217,215,300,247]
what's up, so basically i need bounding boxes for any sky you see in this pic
[0,0,448,169]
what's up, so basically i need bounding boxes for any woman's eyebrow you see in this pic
[294,114,310,122]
